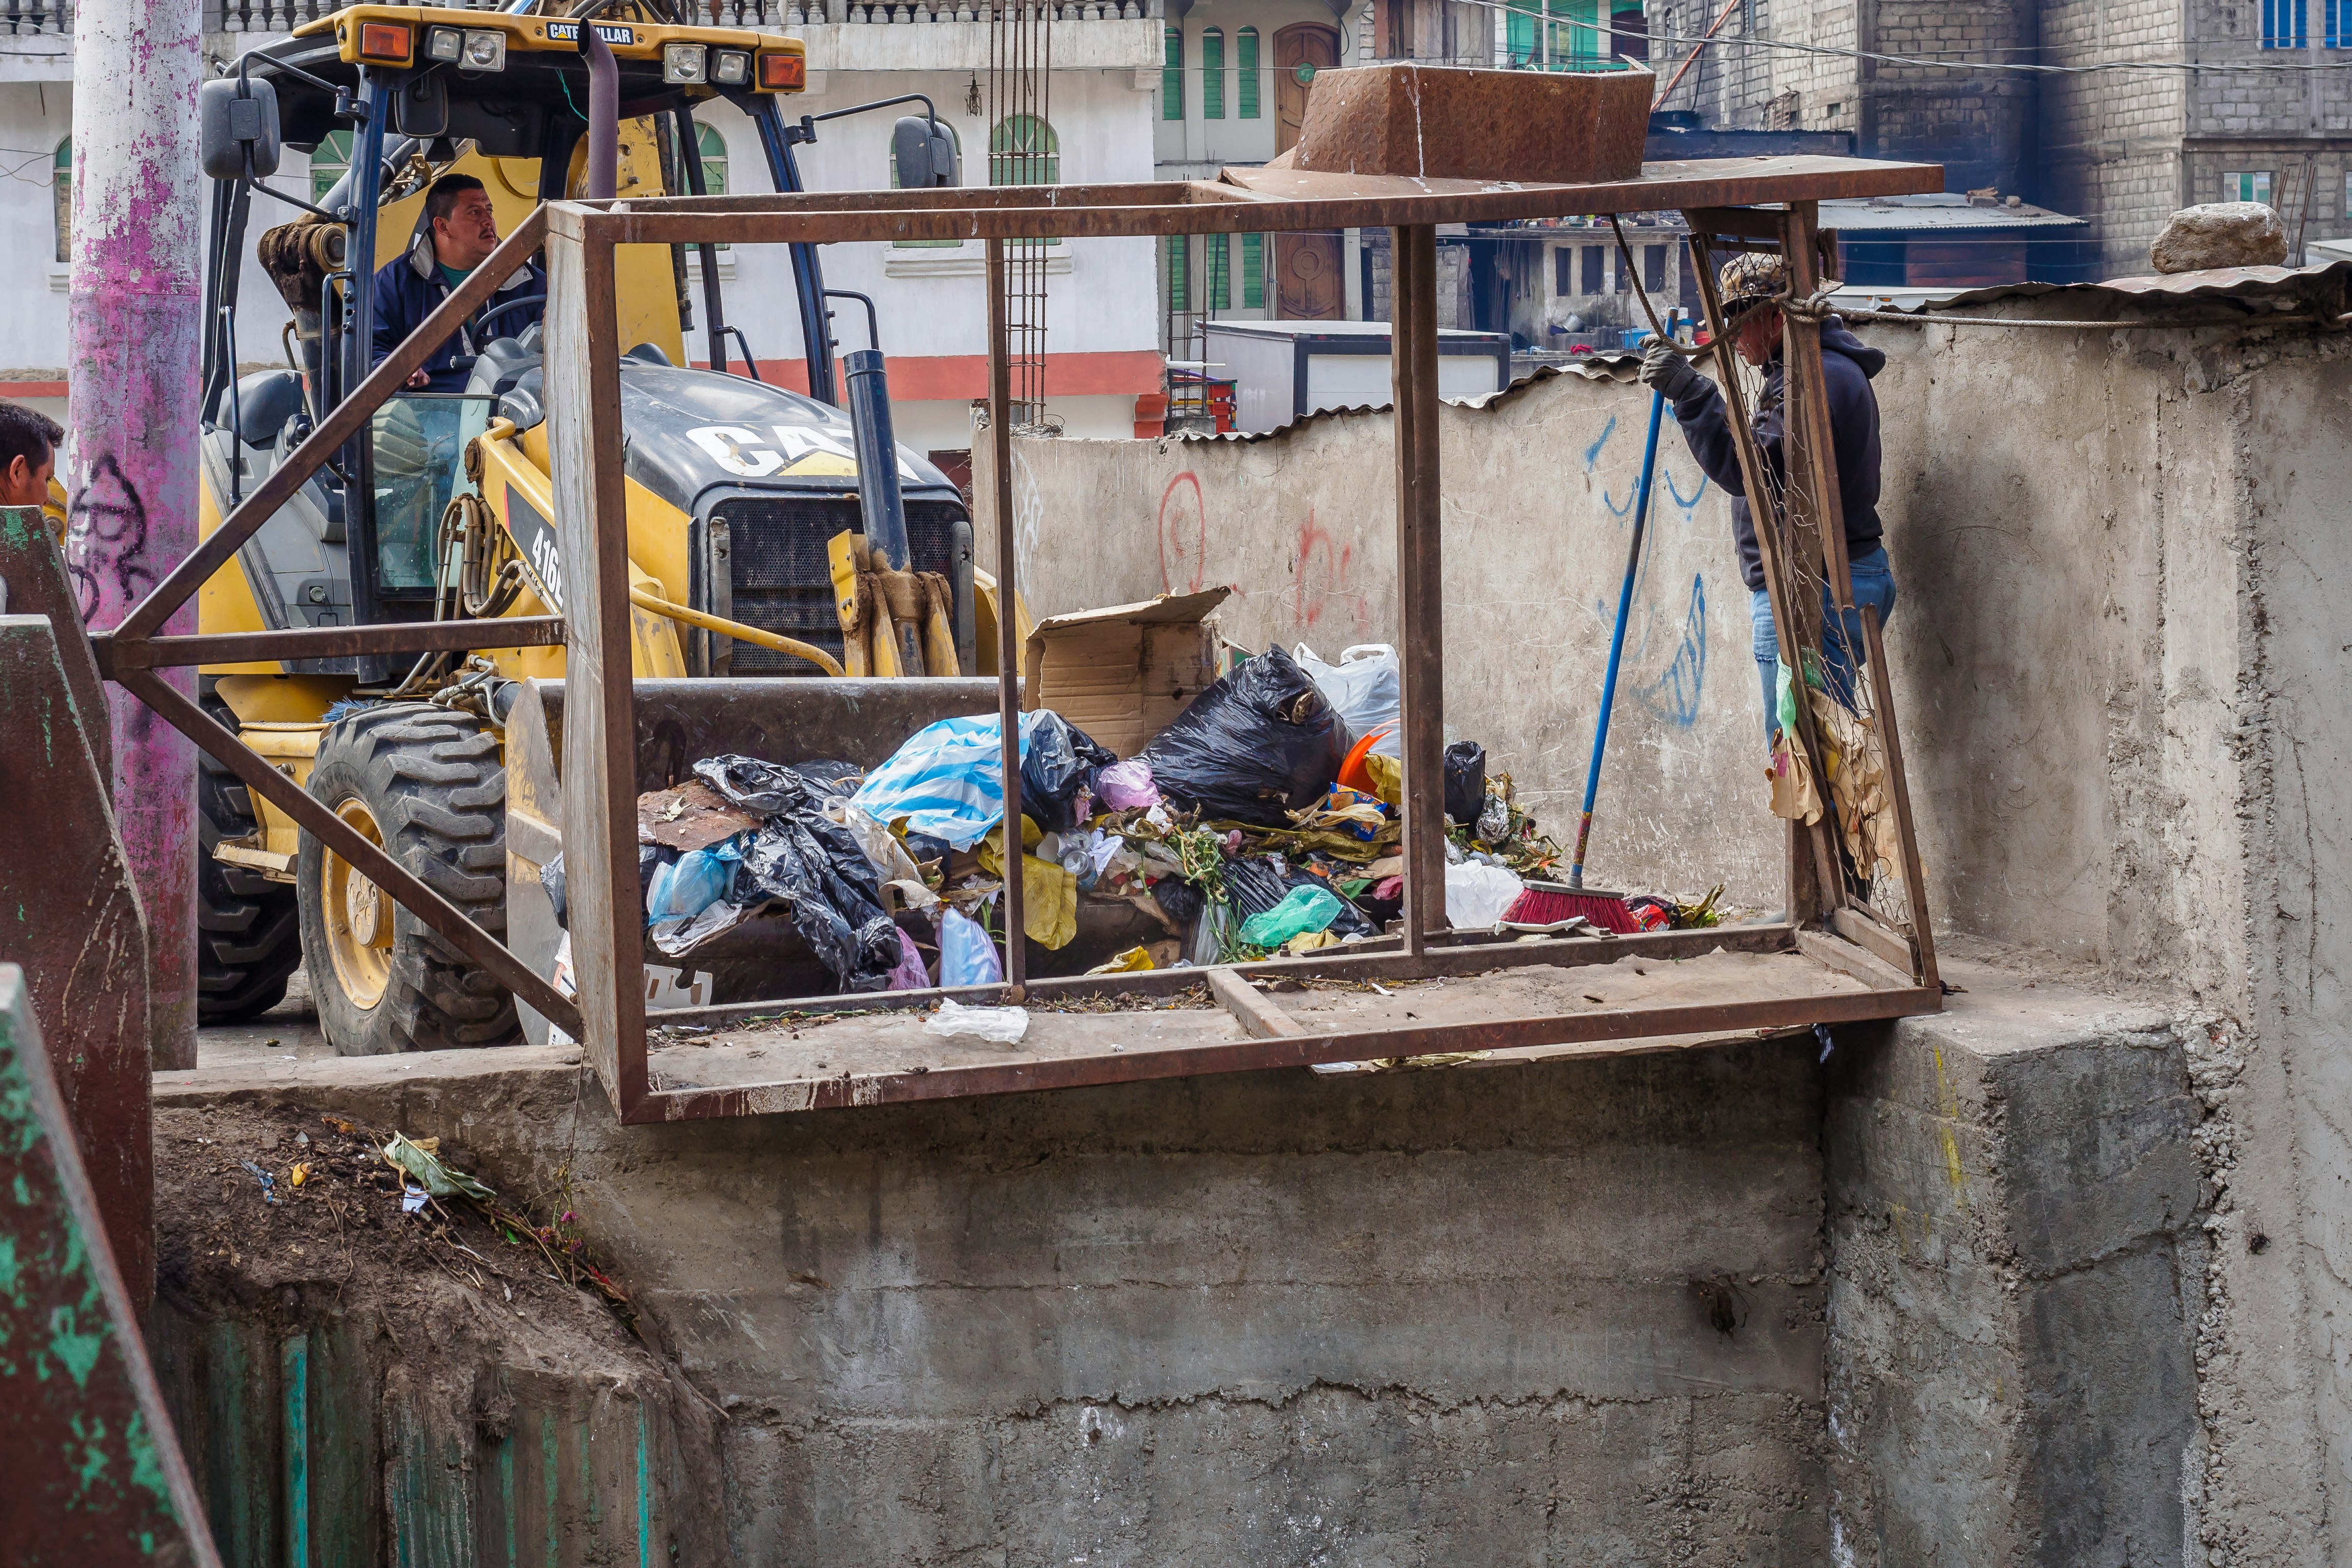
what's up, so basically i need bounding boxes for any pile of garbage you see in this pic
[555,641,1719,996]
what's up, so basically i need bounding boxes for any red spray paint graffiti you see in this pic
[1286,509,1369,634]
[1158,471,1206,594]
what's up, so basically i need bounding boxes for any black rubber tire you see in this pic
[196,696,303,1024]
[296,702,519,1055]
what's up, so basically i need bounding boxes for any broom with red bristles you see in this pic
[1502,385,1665,938]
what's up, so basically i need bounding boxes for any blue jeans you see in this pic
[1750,546,1896,743]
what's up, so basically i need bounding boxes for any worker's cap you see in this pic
[1717,252,1787,313]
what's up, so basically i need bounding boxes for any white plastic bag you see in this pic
[937,906,1004,987]
[1444,861,1525,930]
[923,997,1030,1045]
[1294,643,1401,748]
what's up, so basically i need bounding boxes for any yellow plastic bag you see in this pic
[1086,945,1157,975]
[977,832,1078,950]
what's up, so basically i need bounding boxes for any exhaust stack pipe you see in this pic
[831,289,929,673]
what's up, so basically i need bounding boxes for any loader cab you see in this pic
[196,6,967,685]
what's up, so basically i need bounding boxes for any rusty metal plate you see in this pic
[1290,63,1653,184]
[0,616,155,1302]
[0,966,219,1566]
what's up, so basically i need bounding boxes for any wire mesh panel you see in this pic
[988,1,1055,430]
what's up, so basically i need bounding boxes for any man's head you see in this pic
[0,402,62,509]
[424,174,500,272]
[1717,252,1787,367]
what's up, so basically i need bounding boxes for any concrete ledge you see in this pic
[1825,950,2204,1567]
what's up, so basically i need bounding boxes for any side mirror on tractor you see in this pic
[199,74,282,181]
[892,115,959,189]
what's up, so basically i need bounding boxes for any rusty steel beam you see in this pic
[111,208,551,645]
[95,615,566,673]
[654,921,1803,1028]
[1391,223,1448,954]
[1862,605,1939,990]
[633,985,1942,1122]
[115,666,583,1039]
[585,156,1942,246]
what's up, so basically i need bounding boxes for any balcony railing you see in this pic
[207,0,1144,35]
[0,0,71,37]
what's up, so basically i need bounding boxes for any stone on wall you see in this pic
[2149,202,2288,273]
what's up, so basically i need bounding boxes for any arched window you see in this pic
[989,114,1058,186]
[1162,25,1184,120]
[1201,27,1226,119]
[51,138,69,264]
[696,121,730,252]
[892,118,963,248]
[992,116,1060,245]
[309,129,352,205]
[1237,27,1260,119]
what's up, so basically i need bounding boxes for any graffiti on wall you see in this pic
[1285,508,1370,635]
[1582,410,1715,729]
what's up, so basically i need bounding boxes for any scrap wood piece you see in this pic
[638,779,763,851]
[1206,967,1306,1041]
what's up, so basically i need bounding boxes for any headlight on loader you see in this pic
[663,41,708,84]
[710,47,751,85]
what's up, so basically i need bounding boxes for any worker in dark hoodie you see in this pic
[1637,251,1891,745]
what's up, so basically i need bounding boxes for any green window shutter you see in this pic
[1237,28,1259,118]
[1201,29,1224,120]
[1207,233,1230,310]
[1241,232,1263,308]
[1163,26,1184,120]
[1168,235,1190,311]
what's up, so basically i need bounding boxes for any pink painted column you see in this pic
[63,0,204,1067]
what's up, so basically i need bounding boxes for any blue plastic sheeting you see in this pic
[849,713,1051,850]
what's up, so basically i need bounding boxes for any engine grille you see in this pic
[713,495,968,677]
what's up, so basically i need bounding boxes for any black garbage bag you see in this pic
[1444,741,1487,826]
[795,758,864,797]
[1149,876,1204,929]
[693,754,902,991]
[1022,712,1117,833]
[1138,646,1348,828]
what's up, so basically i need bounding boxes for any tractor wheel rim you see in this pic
[322,797,393,1011]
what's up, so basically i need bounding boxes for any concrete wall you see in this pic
[1861,298,2352,1567]
[978,365,1787,913]
[162,1036,1841,1565]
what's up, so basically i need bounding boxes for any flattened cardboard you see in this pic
[1022,588,1231,758]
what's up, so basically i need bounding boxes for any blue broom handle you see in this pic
[1570,386,1666,889]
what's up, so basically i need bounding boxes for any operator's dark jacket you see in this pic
[371,236,547,394]
[1665,316,1885,593]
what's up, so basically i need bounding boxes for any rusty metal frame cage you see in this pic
[89,152,1945,1125]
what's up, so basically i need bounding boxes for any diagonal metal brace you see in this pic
[115,667,583,1041]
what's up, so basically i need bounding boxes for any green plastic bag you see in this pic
[1238,885,1342,948]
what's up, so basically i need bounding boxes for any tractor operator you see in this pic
[368,173,546,584]
[371,173,546,391]
[1637,252,1892,747]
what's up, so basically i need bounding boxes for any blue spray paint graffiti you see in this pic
[1633,573,1709,727]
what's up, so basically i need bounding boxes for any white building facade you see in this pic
[1,1,1168,450]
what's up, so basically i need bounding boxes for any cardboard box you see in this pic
[1021,588,1230,758]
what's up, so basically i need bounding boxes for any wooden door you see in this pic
[1273,24,1344,320]
[1273,22,1339,155]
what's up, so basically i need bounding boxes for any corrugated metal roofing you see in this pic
[1820,194,2089,232]
[1852,258,2351,312]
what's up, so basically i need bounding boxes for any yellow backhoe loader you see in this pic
[193,4,1018,1051]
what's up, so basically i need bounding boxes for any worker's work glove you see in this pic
[371,397,442,481]
[1638,338,1705,404]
